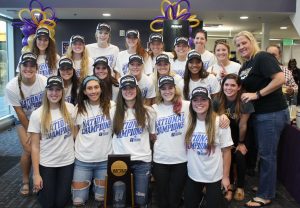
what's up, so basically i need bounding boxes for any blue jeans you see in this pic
[72,159,107,204]
[253,108,289,199]
[130,161,151,206]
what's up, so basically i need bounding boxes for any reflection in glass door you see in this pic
[0,20,9,117]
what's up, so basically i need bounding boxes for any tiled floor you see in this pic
[0,125,299,208]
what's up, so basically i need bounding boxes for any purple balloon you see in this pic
[29,0,44,11]
[21,24,36,37]
[22,36,29,46]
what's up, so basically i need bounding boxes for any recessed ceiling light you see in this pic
[240,16,248,20]
[102,13,111,17]
[280,26,287,30]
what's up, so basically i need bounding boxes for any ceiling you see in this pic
[0,0,299,40]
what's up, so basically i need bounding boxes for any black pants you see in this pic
[38,163,74,208]
[184,177,223,208]
[153,162,187,208]
[230,150,246,188]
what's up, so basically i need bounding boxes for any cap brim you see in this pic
[129,58,143,64]
[156,58,170,64]
[120,83,137,89]
[93,61,108,67]
[191,93,210,100]
[59,64,73,69]
[46,83,63,89]
[159,81,175,88]
[21,59,37,64]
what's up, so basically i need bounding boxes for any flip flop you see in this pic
[244,198,272,207]
[19,182,30,196]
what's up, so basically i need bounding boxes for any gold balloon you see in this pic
[27,34,35,47]
[21,46,30,54]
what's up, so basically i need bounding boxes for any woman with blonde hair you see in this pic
[29,76,75,208]
[152,75,189,208]
[65,35,93,82]
[150,53,183,95]
[31,27,59,77]
[127,54,156,106]
[184,86,232,208]
[5,52,47,196]
[115,29,152,77]
[112,75,156,206]
[234,31,289,207]
[86,23,119,69]
[171,37,190,78]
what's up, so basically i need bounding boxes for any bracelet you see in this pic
[256,91,262,99]
[238,140,245,144]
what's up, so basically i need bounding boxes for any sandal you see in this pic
[224,188,234,202]
[20,182,30,196]
[245,197,272,207]
[234,188,245,201]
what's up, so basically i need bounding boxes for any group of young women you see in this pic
[5,22,288,208]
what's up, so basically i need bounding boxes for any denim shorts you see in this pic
[72,159,107,204]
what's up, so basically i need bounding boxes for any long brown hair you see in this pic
[76,76,111,118]
[93,64,119,100]
[65,40,91,83]
[31,36,58,71]
[185,97,216,153]
[215,73,243,122]
[113,87,149,135]
[183,59,209,100]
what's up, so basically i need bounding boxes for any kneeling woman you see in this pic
[184,87,233,208]
[152,75,189,208]
[29,76,75,208]
[112,75,156,207]
[72,75,115,206]
[214,74,254,201]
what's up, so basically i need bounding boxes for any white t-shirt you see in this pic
[137,74,156,99]
[200,50,217,70]
[36,54,60,77]
[112,85,119,102]
[187,116,233,182]
[115,50,152,76]
[28,103,75,167]
[5,74,47,119]
[112,107,156,162]
[207,61,241,82]
[64,84,73,104]
[73,58,94,78]
[170,59,187,78]
[86,43,119,69]
[180,74,220,99]
[75,101,116,163]
[152,100,190,164]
